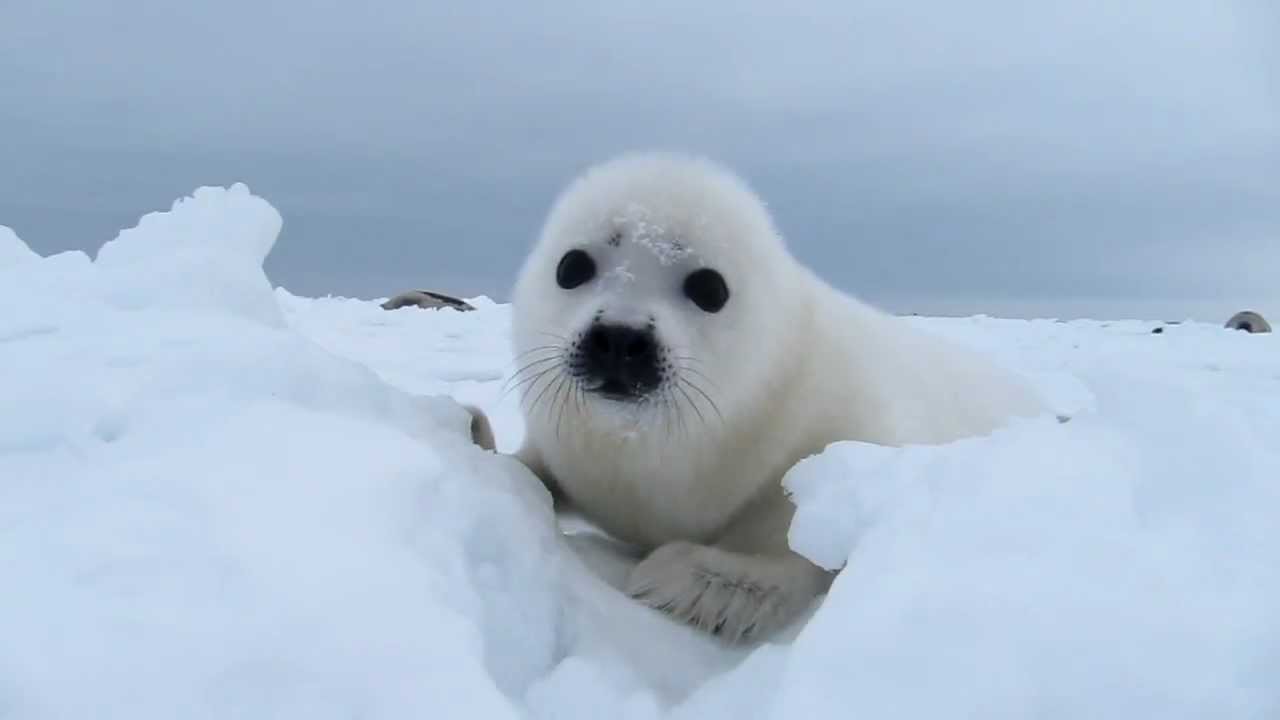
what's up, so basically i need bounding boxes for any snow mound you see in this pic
[784,408,1278,716]
[780,319,1280,717]
[0,187,545,719]
[3,186,1278,718]
[0,224,39,268]
[94,183,285,326]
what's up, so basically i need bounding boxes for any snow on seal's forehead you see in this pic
[541,153,786,263]
[610,202,693,267]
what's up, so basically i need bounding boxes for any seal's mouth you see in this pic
[591,378,647,402]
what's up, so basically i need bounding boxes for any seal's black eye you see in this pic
[556,249,596,290]
[683,268,729,313]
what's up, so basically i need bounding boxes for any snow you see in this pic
[0,225,39,268]
[2,187,1278,719]
[95,183,285,326]
[617,202,694,266]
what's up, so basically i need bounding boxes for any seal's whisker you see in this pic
[674,382,706,430]
[656,386,675,441]
[502,354,563,391]
[670,385,689,440]
[511,344,565,362]
[677,364,722,391]
[680,376,723,424]
[507,352,561,373]
[522,367,564,414]
[578,379,588,420]
[502,364,561,401]
[553,374,573,439]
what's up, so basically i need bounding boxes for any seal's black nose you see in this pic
[580,323,661,398]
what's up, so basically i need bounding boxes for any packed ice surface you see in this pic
[2,188,1277,719]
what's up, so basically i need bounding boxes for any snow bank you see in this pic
[0,187,536,719]
[95,183,285,326]
[2,187,1278,718]
[0,224,39,268]
[782,321,1280,718]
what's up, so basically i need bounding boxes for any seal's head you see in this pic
[510,152,805,435]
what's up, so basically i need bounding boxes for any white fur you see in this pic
[503,151,1048,643]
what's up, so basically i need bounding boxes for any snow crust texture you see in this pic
[2,189,1277,719]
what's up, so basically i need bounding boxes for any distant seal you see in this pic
[493,151,1049,643]
[381,290,475,312]
[1224,310,1271,334]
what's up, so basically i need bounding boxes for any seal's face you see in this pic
[553,226,730,405]
[510,153,797,436]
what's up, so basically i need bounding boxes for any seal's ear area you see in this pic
[462,404,496,451]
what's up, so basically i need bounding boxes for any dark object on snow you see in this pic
[463,404,496,451]
[381,290,476,312]
[1224,310,1271,334]
[1151,327,1165,334]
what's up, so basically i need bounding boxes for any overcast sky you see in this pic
[3,0,1277,321]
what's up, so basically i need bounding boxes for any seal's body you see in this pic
[503,152,1047,642]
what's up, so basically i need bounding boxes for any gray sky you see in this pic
[3,0,1277,321]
